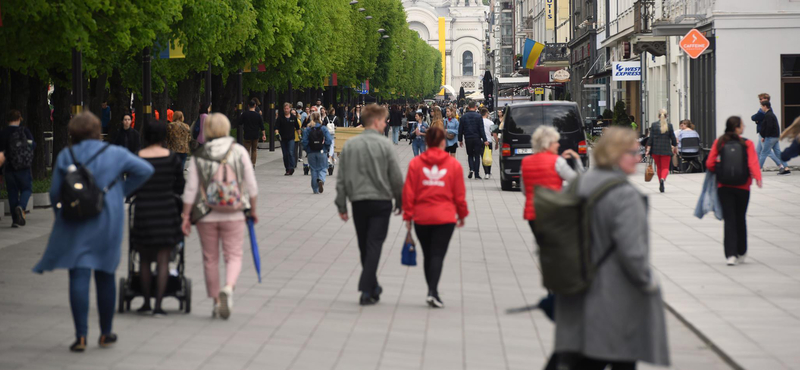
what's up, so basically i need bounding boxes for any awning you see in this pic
[497,77,530,85]
[440,85,457,95]
[599,26,635,49]
[466,91,485,100]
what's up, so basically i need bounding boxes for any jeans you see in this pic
[414,223,456,296]
[176,153,188,172]
[392,126,400,144]
[243,139,259,166]
[197,220,245,298]
[308,151,327,193]
[465,138,484,175]
[296,140,303,164]
[412,139,426,156]
[756,134,762,156]
[4,168,32,222]
[758,136,787,168]
[280,139,296,170]
[69,268,115,339]
[352,200,392,295]
[718,187,750,258]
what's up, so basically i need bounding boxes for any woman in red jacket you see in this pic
[521,126,584,242]
[403,127,468,308]
[706,116,762,266]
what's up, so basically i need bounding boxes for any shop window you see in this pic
[782,55,800,128]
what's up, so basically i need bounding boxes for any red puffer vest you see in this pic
[522,152,563,220]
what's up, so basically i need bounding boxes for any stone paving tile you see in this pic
[0,142,731,370]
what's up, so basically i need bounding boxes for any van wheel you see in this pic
[501,179,513,191]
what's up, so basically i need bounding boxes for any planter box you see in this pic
[32,193,51,208]
[3,199,33,215]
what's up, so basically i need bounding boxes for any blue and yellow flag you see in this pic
[522,39,544,70]
[156,40,185,59]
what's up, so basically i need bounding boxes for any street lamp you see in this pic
[349,0,358,4]
[382,35,390,39]
[365,15,373,20]
[378,28,385,33]
[358,7,366,12]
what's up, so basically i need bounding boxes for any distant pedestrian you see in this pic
[113,113,141,154]
[101,101,111,134]
[181,113,259,320]
[297,102,308,123]
[556,127,669,369]
[706,116,762,266]
[458,102,489,179]
[390,105,403,145]
[751,93,770,156]
[301,112,333,194]
[132,121,185,317]
[481,108,497,179]
[410,111,429,156]
[324,107,339,129]
[335,104,404,306]
[403,127,467,308]
[33,112,154,352]
[325,108,337,168]
[645,109,677,193]
[275,103,300,175]
[430,107,444,131]
[191,103,211,146]
[444,107,459,157]
[166,111,191,171]
[780,116,800,162]
[0,109,35,227]
[757,101,790,175]
[241,100,266,167]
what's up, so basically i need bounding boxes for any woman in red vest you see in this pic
[521,125,584,240]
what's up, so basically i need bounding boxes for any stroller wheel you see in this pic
[118,278,126,313]
[184,278,192,314]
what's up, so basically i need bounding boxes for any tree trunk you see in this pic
[0,68,10,127]
[153,76,169,123]
[27,75,49,180]
[88,73,107,117]
[132,93,143,134]
[9,69,29,118]
[51,83,71,160]
[107,68,128,143]
[177,72,201,126]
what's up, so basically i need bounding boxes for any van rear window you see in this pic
[505,105,582,135]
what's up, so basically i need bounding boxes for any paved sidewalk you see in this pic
[0,141,731,370]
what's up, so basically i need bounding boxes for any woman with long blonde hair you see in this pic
[645,109,678,193]
[779,116,800,162]
[430,107,444,130]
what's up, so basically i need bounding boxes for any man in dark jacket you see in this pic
[0,110,35,227]
[240,100,265,167]
[758,101,790,174]
[275,102,300,175]
[751,93,770,155]
[113,113,140,154]
[458,101,489,179]
[389,105,403,145]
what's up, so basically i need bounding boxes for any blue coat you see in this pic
[301,123,334,154]
[33,140,154,274]
[694,171,723,220]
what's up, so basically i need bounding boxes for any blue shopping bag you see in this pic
[401,230,417,266]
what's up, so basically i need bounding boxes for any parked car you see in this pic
[498,101,589,191]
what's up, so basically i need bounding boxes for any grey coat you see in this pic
[554,169,670,366]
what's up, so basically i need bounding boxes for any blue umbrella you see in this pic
[247,218,261,283]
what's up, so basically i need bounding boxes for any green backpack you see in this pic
[533,178,627,295]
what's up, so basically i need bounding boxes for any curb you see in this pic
[663,302,744,370]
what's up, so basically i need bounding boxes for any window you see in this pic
[463,51,474,76]
[782,55,800,129]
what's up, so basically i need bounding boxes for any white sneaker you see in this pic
[726,256,738,266]
[738,254,746,264]
[485,174,491,180]
[212,302,219,318]
[218,286,233,319]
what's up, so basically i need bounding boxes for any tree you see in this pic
[613,100,631,127]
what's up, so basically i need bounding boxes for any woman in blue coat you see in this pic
[33,112,154,352]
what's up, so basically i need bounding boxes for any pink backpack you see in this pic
[200,145,243,212]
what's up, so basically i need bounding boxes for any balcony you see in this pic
[540,43,569,63]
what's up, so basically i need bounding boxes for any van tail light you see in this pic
[578,140,587,154]
[502,143,511,157]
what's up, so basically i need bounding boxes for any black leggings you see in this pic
[546,353,636,370]
[718,187,750,258]
[139,248,171,310]
[414,223,456,296]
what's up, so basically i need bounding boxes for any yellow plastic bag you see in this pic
[482,145,493,167]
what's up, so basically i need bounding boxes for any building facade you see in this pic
[403,0,489,95]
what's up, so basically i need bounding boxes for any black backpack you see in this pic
[716,140,749,186]
[59,144,118,221]
[308,126,325,151]
[7,128,33,170]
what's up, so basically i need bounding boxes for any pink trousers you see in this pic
[196,220,245,298]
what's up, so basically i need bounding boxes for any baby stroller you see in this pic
[118,196,191,314]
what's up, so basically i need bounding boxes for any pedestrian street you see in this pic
[6,140,798,370]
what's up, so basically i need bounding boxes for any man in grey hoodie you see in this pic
[335,104,404,306]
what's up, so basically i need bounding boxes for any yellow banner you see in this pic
[439,17,446,95]
[546,0,554,30]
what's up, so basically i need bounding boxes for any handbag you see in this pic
[644,156,655,182]
[401,229,417,266]
[446,119,456,140]
[482,145,493,166]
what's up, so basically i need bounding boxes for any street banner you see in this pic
[156,40,185,59]
[522,39,545,70]
[243,62,266,72]
[612,62,641,81]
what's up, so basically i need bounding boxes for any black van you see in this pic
[498,101,588,191]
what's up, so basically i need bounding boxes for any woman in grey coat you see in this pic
[555,127,669,369]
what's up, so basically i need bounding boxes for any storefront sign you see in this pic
[551,69,570,83]
[612,62,641,81]
[534,88,544,95]
[680,29,710,59]
[546,0,554,30]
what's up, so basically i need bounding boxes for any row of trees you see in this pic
[0,0,443,179]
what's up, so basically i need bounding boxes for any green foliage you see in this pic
[613,100,631,127]
[602,109,614,120]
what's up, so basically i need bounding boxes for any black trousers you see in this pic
[718,187,750,258]
[545,353,636,370]
[528,221,544,248]
[352,200,392,294]
[414,223,456,296]
[465,138,484,174]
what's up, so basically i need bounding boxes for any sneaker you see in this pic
[726,256,738,266]
[372,285,383,302]
[136,304,152,314]
[468,171,474,179]
[475,175,482,180]
[738,254,747,264]
[152,308,167,318]
[218,286,233,319]
[778,168,791,176]
[359,293,377,306]
[11,222,19,228]
[14,206,26,226]
[659,179,665,193]
[98,333,117,348]
[70,337,87,352]
[428,294,444,308]
[284,171,290,176]
[212,303,219,318]
[318,180,324,194]
[484,174,491,180]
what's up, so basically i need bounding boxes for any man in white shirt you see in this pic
[481,108,498,179]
